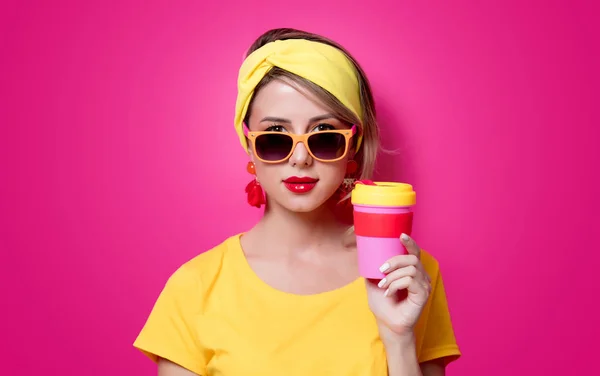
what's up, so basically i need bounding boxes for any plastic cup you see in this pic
[351,182,416,279]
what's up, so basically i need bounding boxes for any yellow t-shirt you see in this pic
[133,234,461,375]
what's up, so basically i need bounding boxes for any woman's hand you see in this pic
[365,233,431,339]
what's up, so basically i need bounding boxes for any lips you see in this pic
[283,176,319,193]
[283,176,319,184]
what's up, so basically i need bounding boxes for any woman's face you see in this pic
[247,79,353,213]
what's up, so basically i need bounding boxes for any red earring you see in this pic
[245,161,266,208]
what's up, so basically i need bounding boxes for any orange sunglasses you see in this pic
[243,123,358,163]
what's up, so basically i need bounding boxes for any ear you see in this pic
[247,146,256,162]
[347,149,356,160]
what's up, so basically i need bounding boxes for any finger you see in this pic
[379,254,419,274]
[414,261,430,283]
[385,275,431,301]
[407,277,432,306]
[384,276,412,297]
[377,265,418,289]
[412,255,431,284]
[401,233,421,258]
[423,269,431,284]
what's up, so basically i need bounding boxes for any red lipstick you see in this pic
[283,176,319,193]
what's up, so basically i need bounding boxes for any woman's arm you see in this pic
[383,333,446,376]
[383,333,422,376]
[420,360,445,376]
[158,358,199,376]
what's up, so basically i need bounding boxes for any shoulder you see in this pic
[165,233,242,292]
[415,249,462,364]
[133,236,244,373]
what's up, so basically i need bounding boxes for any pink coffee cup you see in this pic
[351,182,416,279]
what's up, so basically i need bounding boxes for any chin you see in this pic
[278,189,334,213]
[284,203,322,213]
[263,181,340,213]
[277,197,320,213]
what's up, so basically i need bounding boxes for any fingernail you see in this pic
[384,288,390,297]
[401,233,410,241]
[378,278,386,288]
[379,263,390,273]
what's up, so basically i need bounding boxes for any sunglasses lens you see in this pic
[255,133,293,161]
[308,133,347,160]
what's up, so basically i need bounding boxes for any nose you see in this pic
[288,141,313,167]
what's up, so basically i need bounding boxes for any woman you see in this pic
[134,28,461,376]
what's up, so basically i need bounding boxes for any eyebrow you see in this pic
[259,114,337,123]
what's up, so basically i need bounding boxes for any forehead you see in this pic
[249,79,331,121]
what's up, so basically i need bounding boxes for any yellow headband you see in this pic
[234,38,363,153]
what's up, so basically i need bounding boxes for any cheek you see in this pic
[319,161,348,183]
[254,163,279,184]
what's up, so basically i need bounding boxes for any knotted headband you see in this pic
[234,38,364,153]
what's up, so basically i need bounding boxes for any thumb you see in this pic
[401,233,421,259]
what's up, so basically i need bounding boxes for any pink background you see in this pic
[2,1,598,375]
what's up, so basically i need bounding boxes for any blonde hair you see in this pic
[243,28,381,181]
[244,29,381,247]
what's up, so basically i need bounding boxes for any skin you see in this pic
[158,79,446,376]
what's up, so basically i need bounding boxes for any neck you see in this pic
[252,198,347,253]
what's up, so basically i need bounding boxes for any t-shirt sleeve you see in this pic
[133,265,207,375]
[418,266,462,365]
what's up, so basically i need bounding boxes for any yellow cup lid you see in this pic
[351,181,416,207]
